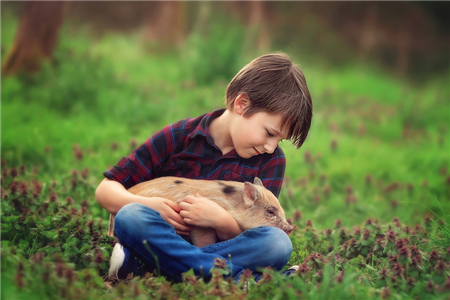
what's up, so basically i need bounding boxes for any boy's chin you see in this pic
[236,148,257,159]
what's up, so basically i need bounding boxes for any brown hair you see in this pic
[226,52,313,148]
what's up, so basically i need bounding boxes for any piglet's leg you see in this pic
[190,227,218,248]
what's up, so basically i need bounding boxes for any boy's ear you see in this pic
[243,182,259,207]
[234,93,250,115]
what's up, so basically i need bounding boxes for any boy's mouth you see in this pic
[253,147,260,155]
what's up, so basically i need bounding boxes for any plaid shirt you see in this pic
[104,109,286,197]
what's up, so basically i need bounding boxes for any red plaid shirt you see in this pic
[103,109,286,197]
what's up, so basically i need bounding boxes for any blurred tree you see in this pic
[2,1,65,76]
[394,7,425,76]
[416,1,449,35]
[248,1,271,52]
[192,1,211,35]
[226,1,272,52]
[2,1,445,81]
[143,1,186,47]
[357,3,378,60]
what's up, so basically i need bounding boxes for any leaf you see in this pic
[184,268,195,277]
[71,237,80,246]
[304,231,314,241]
[432,273,445,284]
[4,216,19,223]
[18,239,29,250]
[360,240,371,246]
[365,224,375,231]
[48,247,58,253]
[346,250,353,258]
[375,280,386,288]
[365,264,376,271]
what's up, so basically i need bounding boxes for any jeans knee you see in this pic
[115,203,144,229]
[114,203,164,238]
[259,227,293,268]
[115,203,161,236]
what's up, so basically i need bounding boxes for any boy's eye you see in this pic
[266,130,274,137]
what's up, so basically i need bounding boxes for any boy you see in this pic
[96,52,313,282]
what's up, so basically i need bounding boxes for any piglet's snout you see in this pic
[284,225,294,235]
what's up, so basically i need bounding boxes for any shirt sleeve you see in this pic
[257,146,286,198]
[103,119,186,189]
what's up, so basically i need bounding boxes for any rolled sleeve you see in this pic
[103,120,185,189]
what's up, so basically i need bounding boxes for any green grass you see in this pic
[1,11,449,300]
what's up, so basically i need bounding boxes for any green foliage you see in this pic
[1,11,449,300]
[2,171,450,299]
[180,14,248,86]
[1,168,114,273]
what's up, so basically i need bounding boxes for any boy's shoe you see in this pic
[282,265,299,276]
[108,243,147,280]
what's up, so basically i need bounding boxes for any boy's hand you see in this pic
[149,198,191,235]
[179,193,228,229]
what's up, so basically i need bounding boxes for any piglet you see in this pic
[110,176,293,248]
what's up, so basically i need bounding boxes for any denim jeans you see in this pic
[114,203,293,282]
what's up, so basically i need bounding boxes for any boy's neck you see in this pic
[209,109,235,155]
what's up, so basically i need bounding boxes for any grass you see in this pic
[1,11,449,300]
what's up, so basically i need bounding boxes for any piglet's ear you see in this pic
[243,182,259,207]
[253,177,264,187]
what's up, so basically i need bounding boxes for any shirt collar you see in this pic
[188,108,225,146]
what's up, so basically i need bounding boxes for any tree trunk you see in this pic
[2,1,65,76]
[143,1,186,48]
[247,1,271,52]
[358,3,378,60]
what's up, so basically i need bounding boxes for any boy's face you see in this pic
[230,96,288,159]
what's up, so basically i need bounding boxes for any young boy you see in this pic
[95,52,313,282]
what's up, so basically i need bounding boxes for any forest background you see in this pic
[1,2,449,299]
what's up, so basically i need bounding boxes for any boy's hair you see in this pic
[226,52,313,148]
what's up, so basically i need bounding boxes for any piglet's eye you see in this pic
[266,208,275,215]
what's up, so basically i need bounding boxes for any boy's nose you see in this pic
[264,141,278,154]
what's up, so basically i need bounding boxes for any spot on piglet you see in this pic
[222,185,236,195]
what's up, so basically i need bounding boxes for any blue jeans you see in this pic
[114,203,293,282]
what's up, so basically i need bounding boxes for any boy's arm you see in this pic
[179,193,243,241]
[96,178,191,235]
[214,212,243,241]
[103,119,186,190]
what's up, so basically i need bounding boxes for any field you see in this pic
[1,11,450,300]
